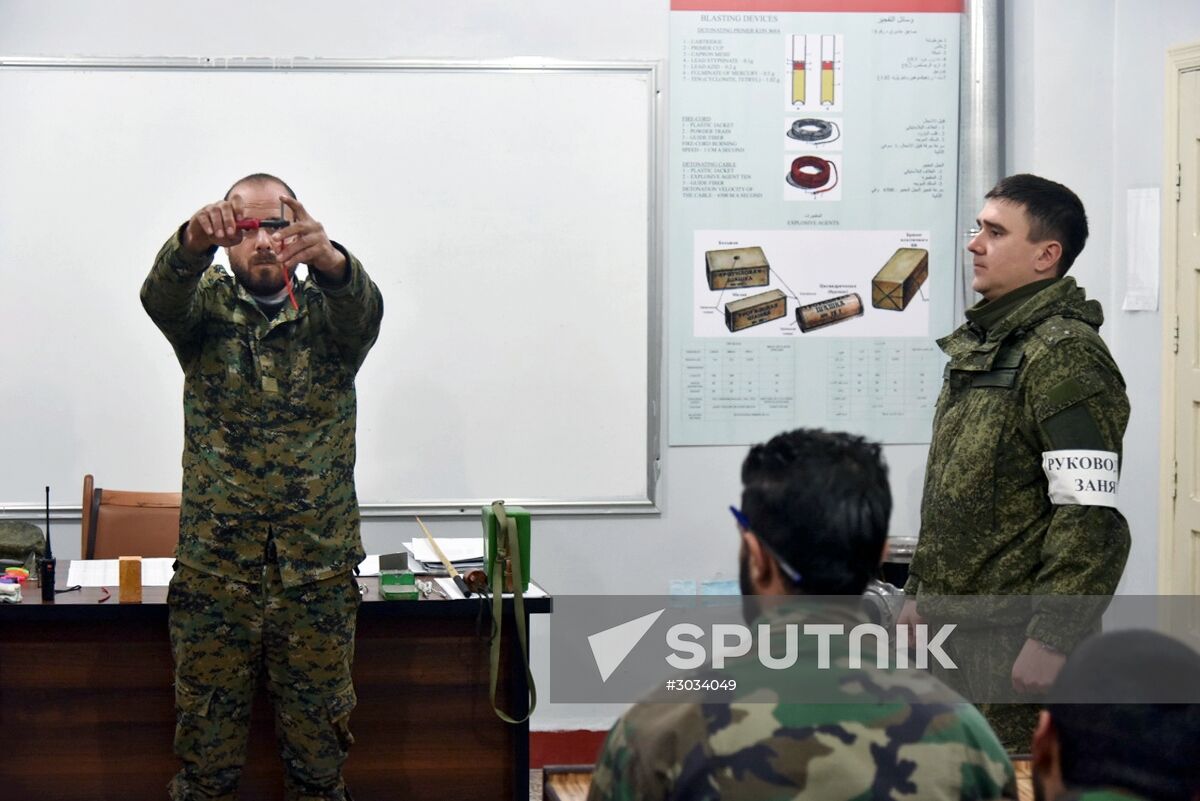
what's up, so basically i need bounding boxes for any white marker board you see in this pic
[0,58,660,515]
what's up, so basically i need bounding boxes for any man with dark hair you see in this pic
[588,428,1017,801]
[1030,629,1200,801]
[899,174,1131,752]
[142,173,383,800]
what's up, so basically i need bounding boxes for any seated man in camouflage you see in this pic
[1030,629,1200,801]
[588,428,1017,801]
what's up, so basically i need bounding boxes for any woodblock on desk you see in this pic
[119,555,142,603]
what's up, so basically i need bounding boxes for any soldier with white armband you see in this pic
[898,174,1131,753]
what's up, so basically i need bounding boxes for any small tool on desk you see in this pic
[415,516,474,598]
[39,486,55,602]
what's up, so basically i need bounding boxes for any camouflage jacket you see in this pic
[141,228,383,587]
[587,603,1017,801]
[906,278,1130,651]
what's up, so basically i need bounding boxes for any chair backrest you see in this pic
[81,474,181,560]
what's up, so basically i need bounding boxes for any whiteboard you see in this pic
[0,58,661,515]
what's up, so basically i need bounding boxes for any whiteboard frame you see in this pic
[0,55,664,519]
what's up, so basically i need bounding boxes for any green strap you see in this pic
[488,501,537,724]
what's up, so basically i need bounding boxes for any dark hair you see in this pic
[224,172,297,202]
[740,428,890,595]
[985,173,1089,276]
[1047,630,1200,801]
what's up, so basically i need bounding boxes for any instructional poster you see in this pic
[668,0,961,445]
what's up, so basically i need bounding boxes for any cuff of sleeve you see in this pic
[167,223,217,276]
[312,242,358,296]
[1025,613,1089,653]
[902,574,919,596]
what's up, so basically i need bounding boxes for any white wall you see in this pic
[6,0,1199,732]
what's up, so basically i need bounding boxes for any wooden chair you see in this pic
[80,474,181,559]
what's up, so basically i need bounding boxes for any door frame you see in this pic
[1159,42,1200,594]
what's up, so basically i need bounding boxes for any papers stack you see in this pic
[403,538,485,576]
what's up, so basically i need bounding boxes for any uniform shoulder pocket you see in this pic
[1033,374,1108,451]
[1032,373,1104,420]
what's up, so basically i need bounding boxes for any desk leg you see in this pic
[508,608,532,801]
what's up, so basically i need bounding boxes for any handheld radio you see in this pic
[39,486,56,601]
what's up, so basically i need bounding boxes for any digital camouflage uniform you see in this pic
[142,227,383,800]
[905,277,1130,752]
[588,603,1018,801]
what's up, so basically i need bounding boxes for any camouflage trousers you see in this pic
[930,622,1039,754]
[167,562,361,801]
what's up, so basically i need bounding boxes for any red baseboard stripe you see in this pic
[531,729,609,769]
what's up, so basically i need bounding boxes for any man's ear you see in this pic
[741,531,768,584]
[1034,240,1063,277]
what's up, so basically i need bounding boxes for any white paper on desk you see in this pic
[67,558,176,586]
[404,538,484,566]
[356,555,380,576]
[1122,187,1160,311]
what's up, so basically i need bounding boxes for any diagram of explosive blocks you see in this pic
[725,289,787,332]
[871,248,929,311]
[705,246,770,290]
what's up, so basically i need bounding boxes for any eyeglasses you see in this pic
[729,506,803,586]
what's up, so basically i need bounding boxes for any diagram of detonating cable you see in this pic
[786,155,839,194]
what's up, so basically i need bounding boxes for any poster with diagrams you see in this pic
[669,0,961,445]
[694,230,932,339]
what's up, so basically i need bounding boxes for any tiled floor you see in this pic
[530,769,543,800]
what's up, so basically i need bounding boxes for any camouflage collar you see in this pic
[937,277,1103,370]
[749,596,867,631]
[232,276,307,330]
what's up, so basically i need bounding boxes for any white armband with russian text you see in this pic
[1042,450,1119,507]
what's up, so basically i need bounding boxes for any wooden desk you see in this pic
[0,569,551,800]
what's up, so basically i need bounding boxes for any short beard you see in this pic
[230,255,288,296]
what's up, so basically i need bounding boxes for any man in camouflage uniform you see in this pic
[1030,630,1200,801]
[142,173,383,800]
[588,429,1017,801]
[899,174,1130,752]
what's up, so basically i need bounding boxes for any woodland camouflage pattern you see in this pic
[588,604,1017,801]
[906,278,1129,752]
[141,229,383,587]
